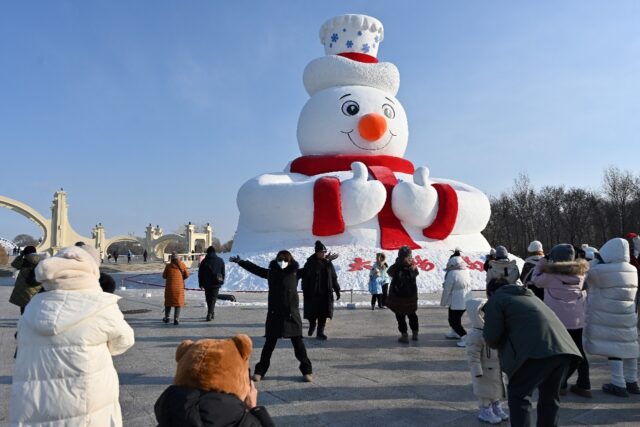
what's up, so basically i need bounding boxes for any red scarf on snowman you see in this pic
[290,154,459,250]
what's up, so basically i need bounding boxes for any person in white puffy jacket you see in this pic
[584,238,639,398]
[465,298,508,424]
[9,245,135,426]
[440,256,472,347]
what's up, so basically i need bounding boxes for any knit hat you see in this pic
[314,240,327,253]
[398,245,412,260]
[494,246,509,260]
[527,240,543,254]
[625,232,638,240]
[549,244,575,262]
[489,248,496,256]
[582,246,599,261]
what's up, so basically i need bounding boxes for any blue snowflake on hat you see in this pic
[346,40,353,48]
[331,33,339,43]
[361,43,370,53]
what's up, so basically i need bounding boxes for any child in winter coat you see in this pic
[584,238,639,397]
[532,243,591,397]
[440,256,472,347]
[10,245,135,427]
[465,298,509,424]
[369,253,389,310]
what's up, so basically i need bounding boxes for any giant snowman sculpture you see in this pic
[229,14,492,293]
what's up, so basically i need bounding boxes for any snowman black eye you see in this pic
[341,100,360,116]
[382,103,395,119]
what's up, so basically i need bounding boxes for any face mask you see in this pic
[277,260,288,269]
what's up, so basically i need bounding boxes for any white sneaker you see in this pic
[491,401,509,421]
[456,338,466,348]
[445,329,460,339]
[478,406,502,424]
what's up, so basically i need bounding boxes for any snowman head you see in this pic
[296,14,408,158]
[297,85,408,157]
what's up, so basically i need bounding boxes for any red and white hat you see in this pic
[303,14,400,97]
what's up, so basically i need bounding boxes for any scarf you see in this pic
[290,155,458,249]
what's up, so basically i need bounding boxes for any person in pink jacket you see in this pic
[532,243,591,398]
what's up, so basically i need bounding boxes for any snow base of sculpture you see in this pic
[206,232,494,293]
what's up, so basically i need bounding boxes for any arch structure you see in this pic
[1,191,216,261]
[144,223,214,261]
[0,195,52,251]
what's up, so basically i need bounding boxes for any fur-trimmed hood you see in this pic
[540,259,589,276]
[35,246,100,291]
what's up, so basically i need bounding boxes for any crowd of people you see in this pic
[6,232,639,426]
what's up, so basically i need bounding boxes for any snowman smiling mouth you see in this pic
[340,129,396,151]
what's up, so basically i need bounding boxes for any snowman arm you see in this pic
[236,174,315,232]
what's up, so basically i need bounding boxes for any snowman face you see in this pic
[296,85,408,157]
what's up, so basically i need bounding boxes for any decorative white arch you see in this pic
[0,195,51,251]
[150,234,187,259]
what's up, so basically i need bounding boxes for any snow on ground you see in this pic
[125,245,523,293]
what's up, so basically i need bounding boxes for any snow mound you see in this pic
[183,245,521,293]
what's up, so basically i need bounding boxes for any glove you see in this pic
[335,291,341,301]
[229,255,241,263]
[327,252,339,262]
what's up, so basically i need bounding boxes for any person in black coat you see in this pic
[301,240,340,340]
[230,250,313,382]
[198,246,226,321]
[386,246,419,343]
[155,385,274,427]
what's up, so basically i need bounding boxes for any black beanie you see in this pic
[398,245,412,260]
[22,245,37,256]
[315,240,327,253]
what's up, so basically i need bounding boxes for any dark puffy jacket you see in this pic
[385,262,419,315]
[198,253,226,289]
[99,272,116,293]
[238,259,303,338]
[301,255,340,320]
[483,285,581,379]
[155,385,275,427]
[9,253,43,307]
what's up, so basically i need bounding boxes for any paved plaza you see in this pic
[1,275,639,426]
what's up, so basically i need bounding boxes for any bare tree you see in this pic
[602,166,638,235]
[13,234,38,247]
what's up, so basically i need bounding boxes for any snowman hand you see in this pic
[391,166,439,227]
[340,162,386,226]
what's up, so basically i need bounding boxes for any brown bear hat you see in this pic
[173,335,253,400]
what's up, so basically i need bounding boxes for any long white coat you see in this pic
[584,238,639,359]
[465,298,505,400]
[10,246,135,427]
[440,256,472,310]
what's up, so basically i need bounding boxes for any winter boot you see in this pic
[626,382,640,394]
[252,374,263,382]
[308,320,316,337]
[411,331,419,341]
[491,401,509,421]
[602,383,629,397]
[371,304,375,311]
[174,318,179,325]
[317,320,327,340]
[445,329,460,339]
[303,374,313,383]
[569,384,593,398]
[398,333,409,344]
[456,336,466,348]
[206,313,212,322]
[478,406,501,424]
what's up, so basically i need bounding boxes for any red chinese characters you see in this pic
[462,256,485,272]
[348,257,372,271]
[413,255,435,272]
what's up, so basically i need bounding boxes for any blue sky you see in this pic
[1,1,639,243]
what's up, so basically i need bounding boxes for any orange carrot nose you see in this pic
[358,113,387,142]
